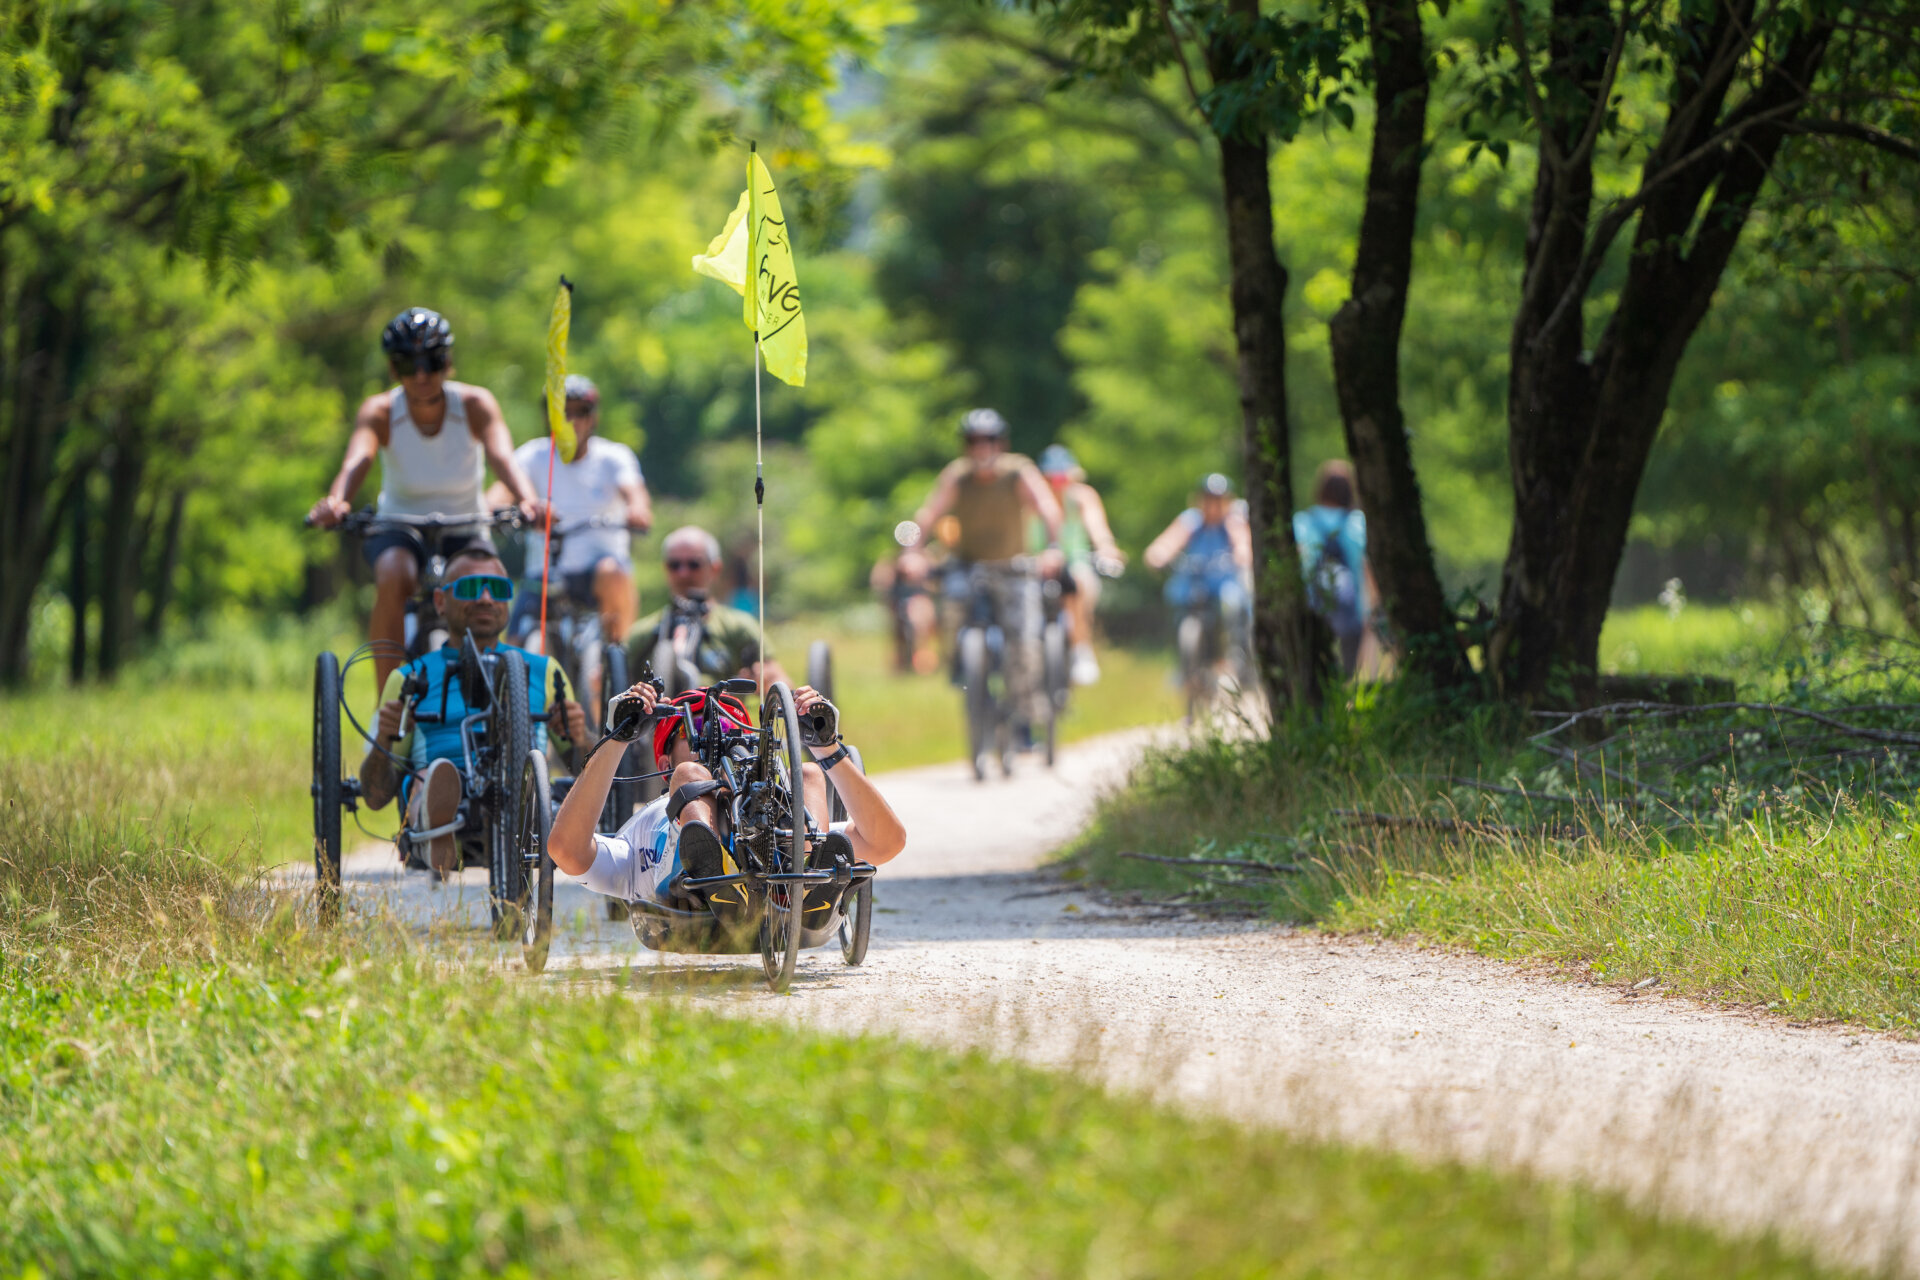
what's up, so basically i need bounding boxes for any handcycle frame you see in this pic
[617,676,876,992]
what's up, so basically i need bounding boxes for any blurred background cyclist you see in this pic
[1144,473,1253,678]
[1294,459,1378,677]
[1030,445,1125,686]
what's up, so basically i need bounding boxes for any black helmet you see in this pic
[959,408,1009,440]
[563,374,599,406]
[381,308,453,367]
[1200,473,1233,498]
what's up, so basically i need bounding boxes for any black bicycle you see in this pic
[951,561,1056,782]
[617,678,877,992]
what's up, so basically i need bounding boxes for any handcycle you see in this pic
[310,631,565,971]
[948,559,1055,782]
[610,677,876,992]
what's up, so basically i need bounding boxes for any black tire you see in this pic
[832,744,871,966]
[757,681,808,993]
[488,652,533,937]
[599,641,640,831]
[807,639,834,703]
[312,652,344,925]
[1041,620,1068,768]
[518,749,556,972]
[1177,613,1208,721]
[960,627,992,783]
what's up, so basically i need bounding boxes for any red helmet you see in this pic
[652,688,752,765]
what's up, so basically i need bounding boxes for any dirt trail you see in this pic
[324,729,1920,1273]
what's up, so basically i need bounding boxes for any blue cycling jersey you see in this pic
[378,642,550,774]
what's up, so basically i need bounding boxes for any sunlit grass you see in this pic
[1600,603,1789,680]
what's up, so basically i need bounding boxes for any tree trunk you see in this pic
[1327,0,1469,693]
[144,488,188,643]
[97,438,146,678]
[1206,22,1326,711]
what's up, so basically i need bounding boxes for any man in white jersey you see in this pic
[308,308,546,692]
[492,373,652,647]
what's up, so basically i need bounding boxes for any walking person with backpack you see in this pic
[1294,460,1376,678]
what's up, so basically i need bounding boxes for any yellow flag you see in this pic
[746,152,806,387]
[691,191,749,295]
[545,279,576,462]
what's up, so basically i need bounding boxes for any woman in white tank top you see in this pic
[378,384,487,518]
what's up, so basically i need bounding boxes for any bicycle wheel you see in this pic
[959,627,992,782]
[757,681,808,993]
[312,652,344,925]
[1177,613,1208,722]
[1041,619,1068,768]
[488,651,533,938]
[518,748,556,972]
[807,639,834,702]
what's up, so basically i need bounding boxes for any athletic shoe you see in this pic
[1071,646,1100,686]
[676,820,727,884]
[809,829,855,869]
[417,758,462,878]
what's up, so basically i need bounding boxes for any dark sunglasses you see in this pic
[664,559,706,573]
[963,434,1002,446]
[391,352,450,378]
[448,574,514,602]
[564,402,596,420]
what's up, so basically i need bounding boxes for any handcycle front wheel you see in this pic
[488,651,534,937]
[758,681,809,993]
[312,652,344,925]
[518,748,556,972]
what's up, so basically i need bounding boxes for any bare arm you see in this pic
[466,388,541,515]
[911,463,962,532]
[1228,509,1254,569]
[619,476,653,533]
[1143,514,1193,570]
[358,677,409,810]
[1017,460,1063,544]
[1074,484,1123,560]
[308,396,389,526]
[549,682,658,876]
[796,687,905,865]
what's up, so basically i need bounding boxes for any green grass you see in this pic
[0,941,1842,1277]
[1599,603,1789,680]
[1067,613,1920,1032]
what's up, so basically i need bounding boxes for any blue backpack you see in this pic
[1302,511,1366,641]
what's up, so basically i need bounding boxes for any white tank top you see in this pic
[377,385,486,517]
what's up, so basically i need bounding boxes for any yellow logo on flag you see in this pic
[545,279,576,462]
[690,152,807,387]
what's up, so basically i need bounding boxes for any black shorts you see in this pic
[361,527,497,572]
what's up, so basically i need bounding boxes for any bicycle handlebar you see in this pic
[305,507,524,535]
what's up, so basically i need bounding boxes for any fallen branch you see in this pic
[1331,809,1583,838]
[1115,851,1303,874]
[1532,700,1920,749]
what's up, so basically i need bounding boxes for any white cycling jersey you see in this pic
[378,384,485,518]
[515,436,643,574]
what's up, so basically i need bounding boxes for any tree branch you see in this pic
[1782,117,1920,164]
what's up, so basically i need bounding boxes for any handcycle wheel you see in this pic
[599,641,640,827]
[312,652,344,925]
[757,681,808,993]
[828,744,872,966]
[1041,619,1068,769]
[518,748,556,972]
[807,639,834,702]
[488,651,533,938]
[959,627,992,783]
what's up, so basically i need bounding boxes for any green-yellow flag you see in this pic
[746,152,806,387]
[690,153,806,387]
[545,279,576,462]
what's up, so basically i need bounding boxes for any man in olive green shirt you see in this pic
[626,525,790,686]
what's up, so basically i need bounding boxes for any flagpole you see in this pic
[754,328,766,711]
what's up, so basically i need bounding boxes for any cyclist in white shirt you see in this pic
[494,374,652,646]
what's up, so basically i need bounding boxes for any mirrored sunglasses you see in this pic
[448,574,515,602]
[391,352,450,377]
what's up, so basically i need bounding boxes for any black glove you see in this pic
[798,697,839,748]
[606,688,656,743]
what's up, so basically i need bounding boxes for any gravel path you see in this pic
[321,728,1920,1273]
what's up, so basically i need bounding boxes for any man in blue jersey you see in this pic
[359,545,588,875]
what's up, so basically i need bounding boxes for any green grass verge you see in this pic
[0,945,1841,1277]
[1066,617,1920,1032]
